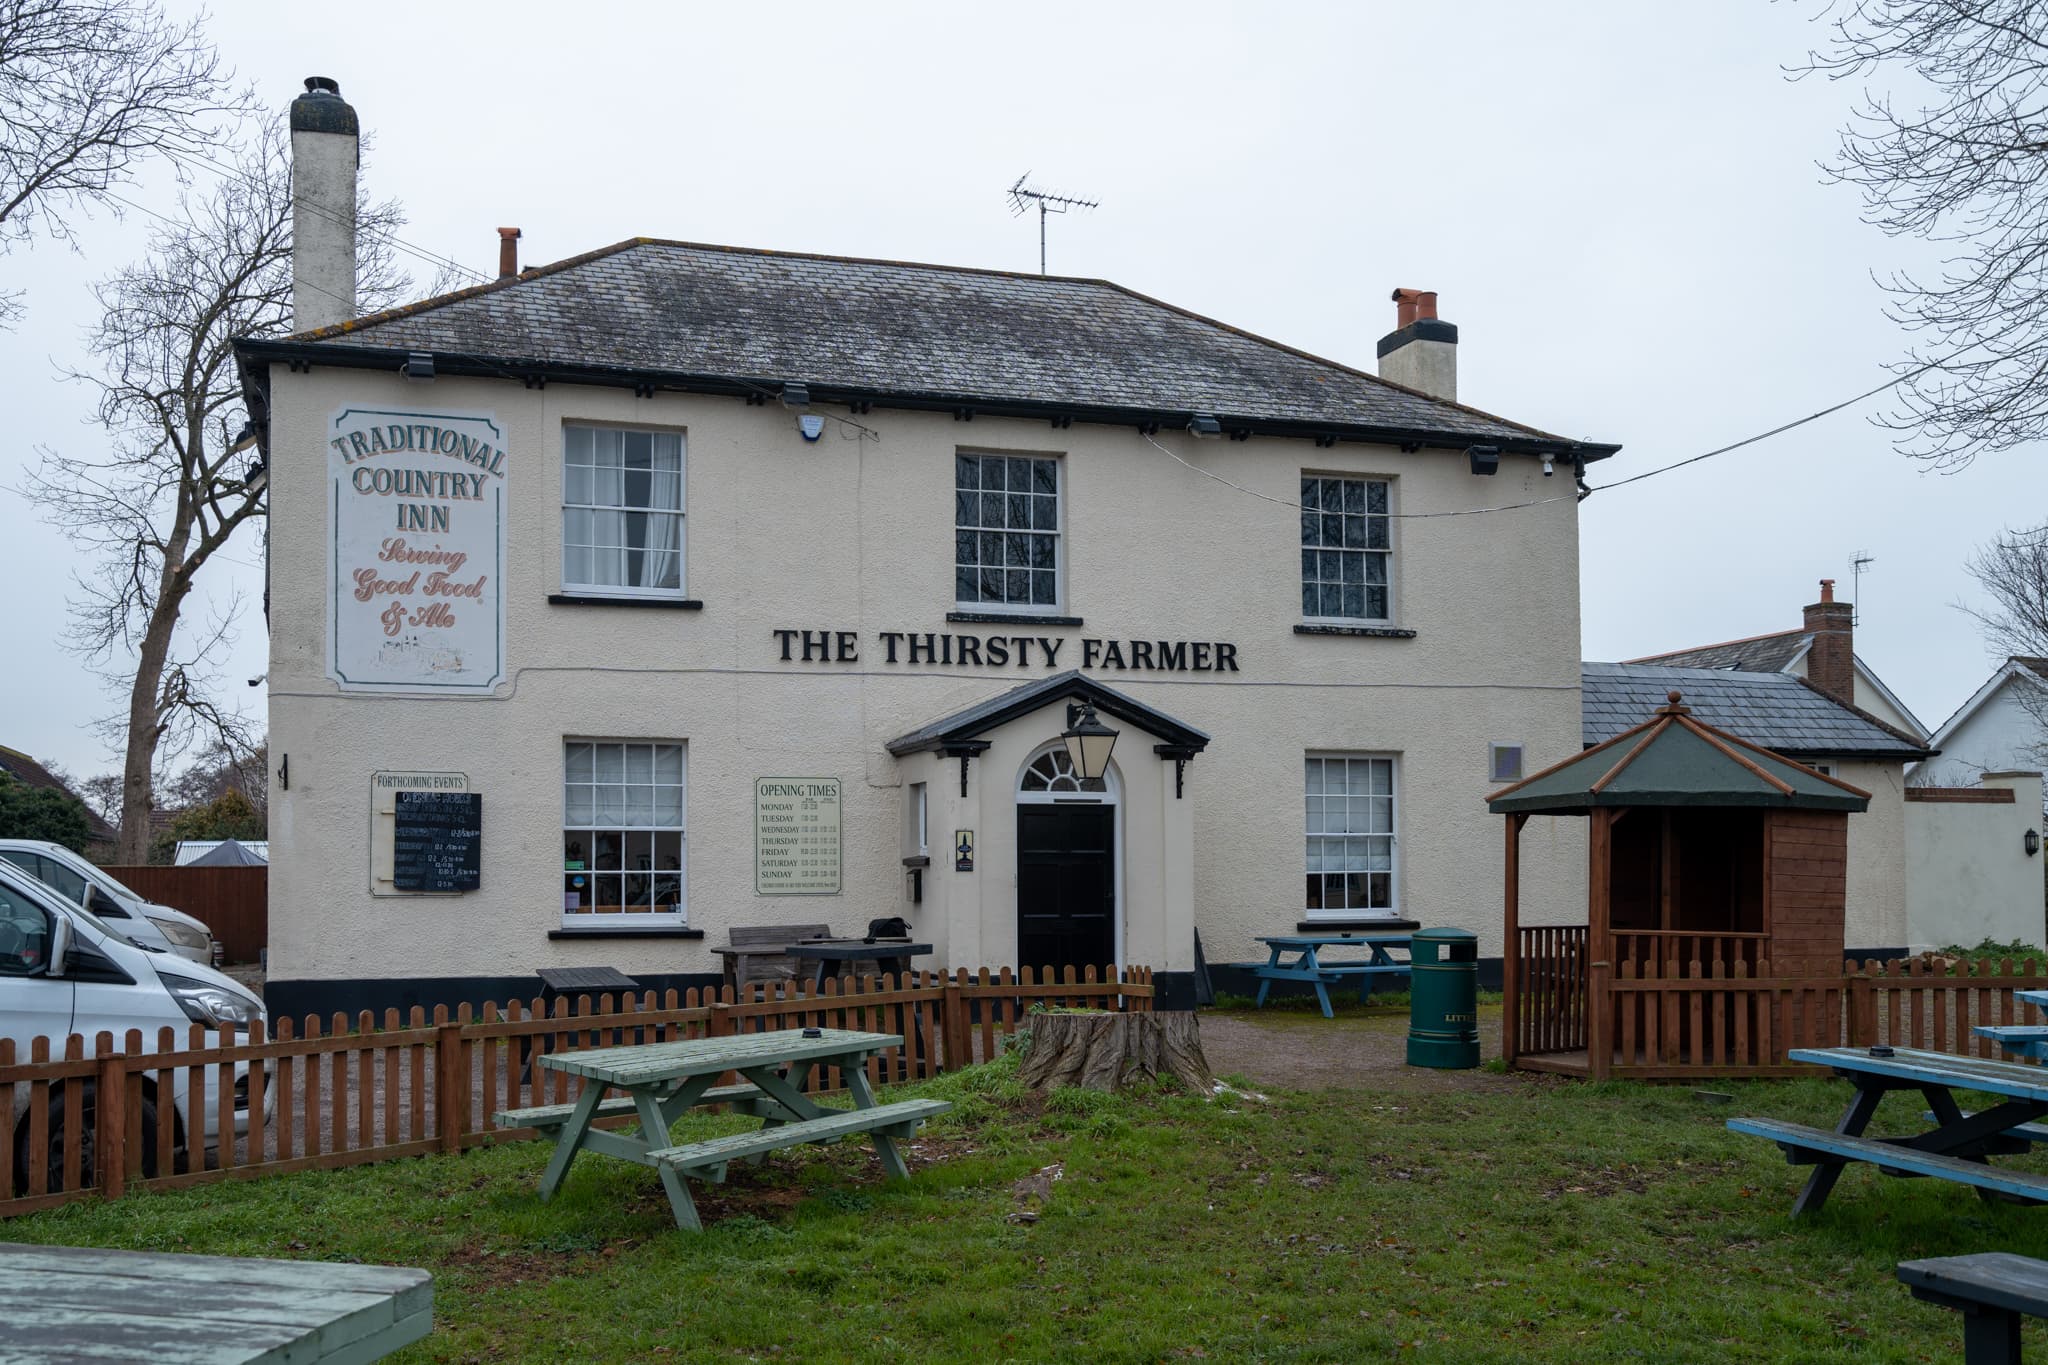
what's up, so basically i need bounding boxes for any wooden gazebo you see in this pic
[1488,690,1870,1078]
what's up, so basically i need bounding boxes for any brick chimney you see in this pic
[1803,579,1855,706]
[1376,288,1458,402]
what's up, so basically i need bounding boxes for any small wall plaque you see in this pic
[954,829,975,872]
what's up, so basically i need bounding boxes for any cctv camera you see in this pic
[1541,457,1555,477]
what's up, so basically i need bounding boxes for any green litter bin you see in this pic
[1407,927,1479,1069]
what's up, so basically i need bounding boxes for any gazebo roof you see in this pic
[1487,690,1872,815]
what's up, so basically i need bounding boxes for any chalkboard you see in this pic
[392,790,481,893]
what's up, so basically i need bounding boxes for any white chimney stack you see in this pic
[289,76,358,332]
[1376,288,1458,403]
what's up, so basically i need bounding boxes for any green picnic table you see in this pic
[497,1027,949,1231]
[0,1241,431,1363]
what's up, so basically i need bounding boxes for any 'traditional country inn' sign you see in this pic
[328,406,508,692]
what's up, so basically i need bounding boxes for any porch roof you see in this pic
[1487,689,1872,815]
[885,670,1210,756]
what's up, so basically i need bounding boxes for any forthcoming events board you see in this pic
[327,406,508,693]
[754,778,842,895]
[391,790,482,893]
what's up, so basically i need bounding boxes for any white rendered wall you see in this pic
[265,367,1589,989]
[1837,759,1908,951]
[1904,772,2046,952]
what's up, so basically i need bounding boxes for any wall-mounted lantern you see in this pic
[1061,701,1119,784]
[2026,828,2040,858]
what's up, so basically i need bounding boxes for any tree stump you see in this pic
[1016,1011,1213,1093]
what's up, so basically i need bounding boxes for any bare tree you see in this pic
[25,123,426,862]
[1795,2,2048,468]
[0,0,250,324]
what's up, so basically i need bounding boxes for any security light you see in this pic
[1188,414,1222,438]
[401,351,435,380]
[780,382,810,409]
[1468,445,1500,476]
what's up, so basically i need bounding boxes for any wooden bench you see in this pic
[1727,1117,2048,1203]
[1899,1252,2048,1363]
[713,924,832,988]
[647,1098,951,1182]
[496,1083,768,1132]
[1977,1024,2048,1061]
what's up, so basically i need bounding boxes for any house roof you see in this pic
[1627,629,1812,673]
[0,746,115,841]
[886,670,1209,757]
[1925,656,2048,754]
[1490,690,1873,815]
[237,239,1619,459]
[1582,664,1934,760]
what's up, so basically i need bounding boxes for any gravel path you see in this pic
[1199,1004,1529,1094]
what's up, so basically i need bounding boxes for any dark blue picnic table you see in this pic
[1730,1046,2048,1215]
[1251,932,1412,1019]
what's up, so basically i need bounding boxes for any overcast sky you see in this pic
[1,0,2032,783]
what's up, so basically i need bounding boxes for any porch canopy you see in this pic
[1485,690,1872,1077]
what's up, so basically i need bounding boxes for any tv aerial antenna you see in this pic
[1850,550,1874,625]
[1008,172,1099,275]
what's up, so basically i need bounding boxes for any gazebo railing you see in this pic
[1515,925,1589,1056]
[1612,931,1767,980]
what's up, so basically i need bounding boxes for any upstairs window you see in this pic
[1301,476,1390,621]
[956,454,1060,610]
[563,426,685,596]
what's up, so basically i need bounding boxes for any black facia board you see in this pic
[392,790,482,893]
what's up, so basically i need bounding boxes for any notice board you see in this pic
[754,777,841,895]
[392,790,482,893]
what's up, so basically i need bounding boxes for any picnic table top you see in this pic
[0,1241,431,1364]
[1256,932,1412,949]
[539,1027,901,1087]
[784,940,933,960]
[1789,1046,2048,1102]
[535,966,640,995]
[2018,988,2048,1008]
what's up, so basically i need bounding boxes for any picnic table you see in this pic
[1972,986,2048,1061]
[496,1027,949,1231]
[1250,932,1412,1019]
[1729,1046,2048,1216]
[0,1241,430,1362]
[785,938,933,990]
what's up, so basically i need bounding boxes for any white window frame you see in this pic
[953,450,1064,615]
[1300,473,1394,625]
[1303,752,1399,920]
[561,738,688,930]
[561,423,688,599]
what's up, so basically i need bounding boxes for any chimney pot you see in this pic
[1820,578,1835,603]
[498,227,522,279]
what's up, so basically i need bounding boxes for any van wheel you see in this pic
[12,1085,161,1194]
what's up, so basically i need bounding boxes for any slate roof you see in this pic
[0,745,115,841]
[250,239,1616,456]
[1582,663,1933,760]
[1490,693,1871,815]
[886,670,1209,756]
[1627,630,1810,673]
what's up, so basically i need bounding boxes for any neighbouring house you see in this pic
[1620,580,2043,952]
[1581,661,1931,954]
[230,79,1619,1018]
[0,745,116,847]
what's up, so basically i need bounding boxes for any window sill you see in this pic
[1296,918,1421,933]
[947,610,1083,628]
[1294,623,1416,639]
[549,594,703,610]
[548,926,706,940]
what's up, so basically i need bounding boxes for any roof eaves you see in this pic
[1788,676,1939,759]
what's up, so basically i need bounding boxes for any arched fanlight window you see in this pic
[1020,748,1088,793]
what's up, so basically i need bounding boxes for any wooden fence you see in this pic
[99,865,267,965]
[1573,955,2048,1079]
[0,965,1152,1218]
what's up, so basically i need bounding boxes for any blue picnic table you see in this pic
[1730,1046,2048,1215]
[1972,987,2048,1060]
[1251,932,1412,1019]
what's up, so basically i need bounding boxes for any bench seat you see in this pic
[648,1098,951,1178]
[1974,1024,2048,1059]
[495,1083,765,1131]
[1250,963,1409,981]
[1728,1117,2048,1203]
[1898,1253,2048,1364]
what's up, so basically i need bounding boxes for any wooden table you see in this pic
[785,938,933,990]
[1251,933,1412,1019]
[0,1241,430,1363]
[501,1028,949,1231]
[1729,1046,2048,1216]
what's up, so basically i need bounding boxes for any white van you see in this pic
[0,840,217,964]
[0,859,267,1192]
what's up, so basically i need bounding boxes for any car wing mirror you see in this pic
[46,915,70,978]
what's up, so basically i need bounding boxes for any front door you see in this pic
[1016,803,1115,972]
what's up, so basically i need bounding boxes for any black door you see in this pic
[1017,803,1115,972]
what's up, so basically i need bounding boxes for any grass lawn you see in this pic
[12,1022,2048,1362]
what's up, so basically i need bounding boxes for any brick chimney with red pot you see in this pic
[1803,579,1855,706]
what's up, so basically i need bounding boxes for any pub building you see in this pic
[237,80,1619,1018]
